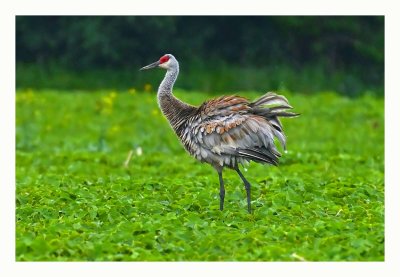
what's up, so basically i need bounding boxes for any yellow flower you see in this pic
[109,91,117,99]
[102,96,113,106]
[144,83,152,92]
[96,93,115,116]
[17,88,35,103]
[128,88,137,95]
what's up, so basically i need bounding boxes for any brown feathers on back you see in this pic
[171,92,298,170]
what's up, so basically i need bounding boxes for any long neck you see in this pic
[158,66,179,97]
[157,66,194,133]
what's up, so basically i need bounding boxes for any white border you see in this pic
[1,1,399,276]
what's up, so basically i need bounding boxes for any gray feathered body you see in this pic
[157,59,297,171]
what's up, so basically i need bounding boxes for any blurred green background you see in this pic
[16,16,383,96]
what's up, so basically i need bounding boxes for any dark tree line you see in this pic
[16,16,384,92]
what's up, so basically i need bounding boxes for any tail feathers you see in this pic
[252,107,299,118]
[250,92,300,118]
[238,148,279,166]
[269,111,300,118]
[249,92,299,151]
[250,92,290,108]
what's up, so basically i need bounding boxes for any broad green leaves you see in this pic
[16,90,384,261]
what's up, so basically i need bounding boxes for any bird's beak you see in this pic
[140,61,160,71]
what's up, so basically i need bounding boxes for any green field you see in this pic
[16,89,384,261]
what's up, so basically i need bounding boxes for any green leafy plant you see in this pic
[16,89,384,261]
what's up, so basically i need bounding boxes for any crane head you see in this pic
[140,54,177,71]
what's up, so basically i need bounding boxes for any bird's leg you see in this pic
[218,170,225,211]
[235,167,252,213]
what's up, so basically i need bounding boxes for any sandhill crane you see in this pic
[140,54,298,213]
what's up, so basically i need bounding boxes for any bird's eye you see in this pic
[159,55,170,64]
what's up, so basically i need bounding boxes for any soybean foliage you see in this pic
[16,89,384,261]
